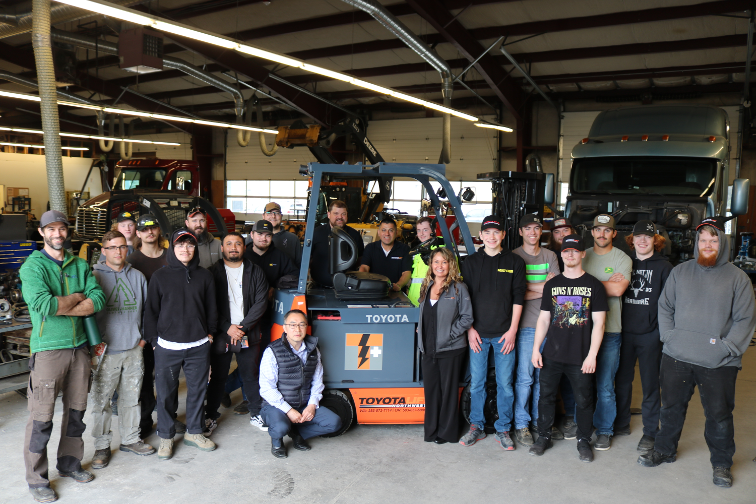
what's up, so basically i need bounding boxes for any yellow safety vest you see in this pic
[407,244,443,306]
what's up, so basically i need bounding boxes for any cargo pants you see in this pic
[89,345,144,449]
[23,347,91,488]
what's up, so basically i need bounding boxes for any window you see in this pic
[226,180,309,216]
[388,179,493,222]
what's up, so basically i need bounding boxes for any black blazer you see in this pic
[209,258,269,351]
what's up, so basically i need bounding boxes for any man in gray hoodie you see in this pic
[90,230,154,469]
[638,216,756,488]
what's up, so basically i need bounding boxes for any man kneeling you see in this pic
[259,310,341,458]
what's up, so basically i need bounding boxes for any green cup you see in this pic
[82,314,102,346]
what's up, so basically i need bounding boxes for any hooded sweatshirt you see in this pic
[143,228,218,347]
[196,230,222,269]
[461,246,526,338]
[658,227,756,368]
[621,251,673,335]
[93,260,148,354]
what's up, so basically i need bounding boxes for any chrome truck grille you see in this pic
[75,206,108,240]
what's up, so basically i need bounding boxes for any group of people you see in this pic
[17,197,756,502]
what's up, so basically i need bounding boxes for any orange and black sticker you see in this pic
[350,388,425,424]
[345,333,383,370]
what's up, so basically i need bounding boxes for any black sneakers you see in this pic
[459,425,486,447]
[637,434,655,452]
[712,467,733,488]
[577,439,593,463]
[594,434,612,451]
[638,449,677,467]
[528,436,553,456]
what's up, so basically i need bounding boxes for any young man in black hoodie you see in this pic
[460,216,526,450]
[615,221,673,453]
[243,220,298,292]
[144,229,218,460]
[206,232,269,434]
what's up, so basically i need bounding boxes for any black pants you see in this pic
[206,344,261,420]
[154,342,210,438]
[422,351,464,443]
[139,344,157,437]
[655,354,739,467]
[615,330,662,437]
[538,357,594,442]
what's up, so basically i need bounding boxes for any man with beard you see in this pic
[206,233,269,435]
[309,200,364,288]
[548,218,575,272]
[263,202,302,267]
[243,221,298,292]
[20,211,105,502]
[185,207,221,269]
[359,217,412,291]
[639,217,756,488]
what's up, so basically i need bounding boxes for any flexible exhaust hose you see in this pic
[119,117,133,160]
[236,97,253,147]
[257,100,278,157]
[97,112,115,152]
[32,0,66,215]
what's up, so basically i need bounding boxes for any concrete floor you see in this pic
[1,347,755,504]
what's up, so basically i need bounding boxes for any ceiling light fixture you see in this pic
[0,141,89,150]
[474,122,514,133]
[0,126,182,145]
[51,0,512,129]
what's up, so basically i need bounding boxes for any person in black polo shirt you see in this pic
[243,220,298,293]
[310,200,364,288]
[359,217,411,291]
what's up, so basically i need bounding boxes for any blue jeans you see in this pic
[593,332,621,435]
[514,328,546,429]
[469,336,516,432]
[260,403,342,442]
[225,367,248,401]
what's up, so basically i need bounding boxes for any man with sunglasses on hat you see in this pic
[185,206,221,269]
[263,202,302,267]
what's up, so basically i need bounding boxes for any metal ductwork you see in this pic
[0,70,96,105]
[118,116,134,160]
[97,111,115,152]
[0,0,145,40]
[342,0,452,163]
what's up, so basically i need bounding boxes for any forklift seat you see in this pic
[329,227,391,300]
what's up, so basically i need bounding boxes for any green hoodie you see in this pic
[20,249,106,353]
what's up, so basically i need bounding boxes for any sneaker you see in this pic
[91,448,111,469]
[550,425,564,440]
[250,414,268,431]
[514,427,534,446]
[58,469,94,483]
[638,449,676,467]
[494,431,515,451]
[29,487,57,503]
[637,434,655,452]
[183,433,216,452]
[459,425,486,447]
[577,439,593,462]
[174,419,186,434]
[614,424,631,436]
[203,418,218,437]
[221,393,232,408]
[234,400,250,415]
[561,416,577,440]
[594,434,612,451]
[119,441,155,456]
[712,466,733,488]
[157,438,173,460]
[528,436,553,456]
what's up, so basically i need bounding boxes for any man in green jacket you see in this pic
[20,210,105,503]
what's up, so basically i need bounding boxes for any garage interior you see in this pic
[0,0,755,502]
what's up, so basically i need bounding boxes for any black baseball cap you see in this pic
[561,234,585,252]
[187,206,207,218]
[172,229,197,244]
[39,210,69,228]
[117,211,137,223]
[480,215,504,231]
[632,220,656,237]
[696,215,735,232]
[519,214,542,228]
[252,220,273,234]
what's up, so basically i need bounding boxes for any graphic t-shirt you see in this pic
[540,272,608,366]
[513,246,560,329]
[582,247,632,333]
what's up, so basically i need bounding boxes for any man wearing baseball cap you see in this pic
[639,216,755,488]
[144,228,219,460]
[615,221,673,453]
[185,206,221,269]
[512,214,561,446]
[530,234,608,462]
[459,215,526,450]
[263,202,302,267]
[243,220,298,291]
[20,211,106,501]
[111,211,137,255]
[581,214,632,451]
[548,218,575,272]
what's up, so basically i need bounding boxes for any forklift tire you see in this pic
[319,389,355,438]
[459,368,499,434]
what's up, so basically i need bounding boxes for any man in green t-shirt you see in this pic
[581,214,631,451]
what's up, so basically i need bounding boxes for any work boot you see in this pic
[29,487,57,503]
[120,441,156,456]
[234,400,250,415]
[514,427,534,446]
[157,438,173,460]
[91,448,111,469]
[528,436,553,456]
[561,416,577,440]
[183,433,216,452]
[291,432,311,451]
[494,431,515,451]
[58,469,94,483]
[637,435,655,452]
[459,425,486,447]
[577,438,593,463]
[174,419,186,434]
[614,424,631,436]
[221,393,232,408]
[550,426,564,440]
[712,467,733,488]
[638,449,676,467]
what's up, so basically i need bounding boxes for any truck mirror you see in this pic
[544,173,555,205]
[731,178,750,216]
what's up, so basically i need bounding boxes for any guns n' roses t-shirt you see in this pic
[539,272,608,365]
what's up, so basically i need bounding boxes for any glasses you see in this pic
[284,323,307,330]
[103,245,129,251]
[175,243,196,250]
[265,210,282,216]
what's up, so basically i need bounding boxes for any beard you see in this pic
[223,251,242,263]
[697,251,717,267]
[192,226,205,237]
[44,236,64,250]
